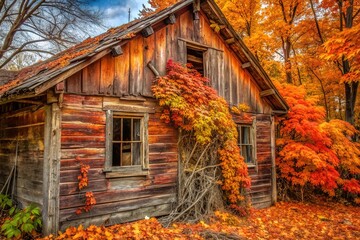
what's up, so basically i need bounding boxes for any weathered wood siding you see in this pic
[61,9,274,210]
[0,106,45,207]
[63,12,271,115]
[59,94,177,230]
[251,115,273,208]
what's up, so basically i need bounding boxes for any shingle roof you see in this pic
[0,0,192,98]
[0,0,288,112]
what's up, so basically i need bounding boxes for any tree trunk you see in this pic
[342,1,357,125]
[284,38,292,84]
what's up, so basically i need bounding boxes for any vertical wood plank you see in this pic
[224,52,231,102]
[179,11,194,40]
[155,28,167,75]
[100,53,115,95]
[143,34,156,97]
[42,100,61,235]
[82,60,100,94]
[114,43,130,96]
[177,40,186,64]
[237,65,245,105]
[143,113,149,169]
[231,56,238,105]
[66,71,82,93]
[166,22,178,61]
[270,116,277,204]
[105,110,113,171]
[130,37,144,96]
[243,73,250,110]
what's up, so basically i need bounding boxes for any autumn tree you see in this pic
[276,83,360,202]
[321,0,360,125]
[0,0,103,69]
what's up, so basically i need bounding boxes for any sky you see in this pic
[89,0,150,29]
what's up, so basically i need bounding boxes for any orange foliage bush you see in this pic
[276,83,360,202]
[152,60,250,206]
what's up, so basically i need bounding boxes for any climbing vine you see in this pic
[75,161,96,215]
[152,60,250,222]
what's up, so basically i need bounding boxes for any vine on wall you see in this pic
[152,60,251,221]
[75,160,96,215]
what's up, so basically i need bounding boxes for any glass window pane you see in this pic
[132,143,141,165]
[133,119,141,141]
[113,118,121,141]
[112,143,121,166]
[121,143,131,166]
[241,126,251,144]
[122,118,131,141]
[241,145,253,163]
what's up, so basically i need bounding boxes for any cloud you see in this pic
[99,0,150,27]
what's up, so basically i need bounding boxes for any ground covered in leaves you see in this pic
[36,201,359,239]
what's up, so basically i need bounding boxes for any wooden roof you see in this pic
[0,0,288,112]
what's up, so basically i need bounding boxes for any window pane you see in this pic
[121,143,131,166]
[241,145,253,163]
[241,126,251,144]
[133,119,141,141]
[112,143,121,166]
[132,142,141,165]
[122,118,131,141]
[113,118,121,141]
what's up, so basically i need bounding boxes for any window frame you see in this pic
[237,121,257,167]
[104,110,149,178]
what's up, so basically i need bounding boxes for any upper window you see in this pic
[105,110,149,177]
[187,47,204,75]
[237,125,256,165]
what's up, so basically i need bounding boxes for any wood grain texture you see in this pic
[59,94,178,229]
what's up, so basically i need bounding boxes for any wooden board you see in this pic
[82,60,100,94]
[129,37,144,95]
[114,43,130,96]
[155,27,167,75]
[100,53,115,95]
[143,34,156,97]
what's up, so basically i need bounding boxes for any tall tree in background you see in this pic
[0,0,103,70]
[321,0,360,125]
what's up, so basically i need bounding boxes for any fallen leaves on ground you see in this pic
[38,201,360,239]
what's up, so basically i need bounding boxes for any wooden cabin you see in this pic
[0,0,288,235]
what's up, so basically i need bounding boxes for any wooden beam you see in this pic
[242,62,251,69]
[270,116,277,205]
[111,45,123,57]
[260,89,276,97]
[147,61,160,77]
[164,13,176,25]
[187,54,203,64]
[271,110,287,115]
[42,100,61,235]
[141,26,154,38]
[225,38,235,44]
[13,99,43,105]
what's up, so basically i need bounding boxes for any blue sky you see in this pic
[89,0,150,28]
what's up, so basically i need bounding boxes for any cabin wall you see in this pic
[63,11,272,115]
[60,7,275,211]
[58,94,177,230]
[0,105,45,207]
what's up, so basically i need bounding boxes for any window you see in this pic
[112,116,142,166]
[237,125,256,165]
[105,110,149,176]
[187,47,204,75]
